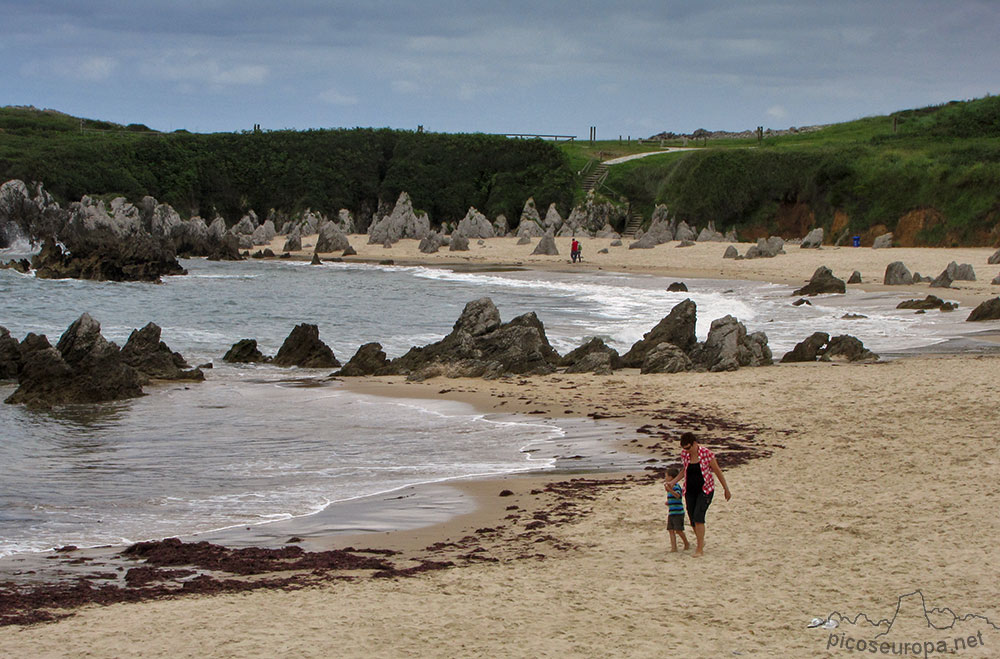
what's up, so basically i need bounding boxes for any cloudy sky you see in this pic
[2,1,998,137]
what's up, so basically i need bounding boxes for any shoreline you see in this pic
[3,241,1000,655]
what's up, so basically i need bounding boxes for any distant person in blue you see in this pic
[664,466,690,552]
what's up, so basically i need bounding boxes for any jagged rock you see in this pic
[872,233,893,249]
[744,236,784,259]
[418,231,444,254]
[821,335,878,362]
[781,332,830,363]
[516,234,532,245]
[310,252,322,265]
[793,266,846,296]
[207,216,227,242]
[896,296,957,312]
[801,228,823,248]
[696,222,724,242]
[792,298,812,306]
[337,342,390,376]
[628,233,657,249]
[342,245,357,256]
[335,209,354,234]
[848,271,862,284]
[454,208,495,239]
[667,282,688,292]
[316,222,351,253]
[5,314,144,407]
[640,343,692,374]
[676,240,695,248]
[172,216,212,256]
[449,234,470,251]
[883,261,913,285]
[385,298,559,380]
[597,248,609,254]
[560,337,622,370]
[231,211,258,236]
[251,220,277,246]
[207,233,243,261]
[930,269,952,288]
[673,221,696,242]
[223,339,270,363]
[0,326,22,379]
[283,230,302,252]
[595,224,619,239]
[621,299,697,367]
[988,249,1000,265]
[493,215,509,237]
[690,315,772,372]
[251,248,275,259]
[542,203,563,231]
[368,192,430,244]
[967,298,1000,321]
[992,274,1000,285]
[565,352,613,375]
[610,239,622,247]
[945,261,976,281]
[120,323,203,382]
[531,233,559,256]
[272,324,339,368]
[723,245,739,259]
[519,197,542,228]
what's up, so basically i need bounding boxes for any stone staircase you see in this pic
[622,211,643,238]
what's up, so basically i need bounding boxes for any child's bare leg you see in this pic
[678,530,690,549]
[669,529,678,552]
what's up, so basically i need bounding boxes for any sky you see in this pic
[2,1,999,138]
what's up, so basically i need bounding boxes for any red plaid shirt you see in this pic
[681,445,715,495]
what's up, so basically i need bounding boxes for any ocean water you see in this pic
[0,250,991,558]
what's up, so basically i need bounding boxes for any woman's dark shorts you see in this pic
[685,490,714,525]
[667,514,685,531]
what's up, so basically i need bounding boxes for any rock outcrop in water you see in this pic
[337,342,391,376]
[223,339,271,364]
[4,315,204,408]
[0,326,23,379]
[375,297,560,381]
[792,266,846,296]
[781,332,878,363]
[272,324,340,368]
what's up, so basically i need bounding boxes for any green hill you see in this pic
[566,95,1000,246]
[0,106,573,228]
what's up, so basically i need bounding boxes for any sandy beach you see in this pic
[2,236,999,657]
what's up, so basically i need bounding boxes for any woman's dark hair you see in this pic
[679,432,697,447]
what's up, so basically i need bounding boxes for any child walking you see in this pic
[664,467,690,552]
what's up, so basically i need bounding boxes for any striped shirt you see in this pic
[667,483,684,515]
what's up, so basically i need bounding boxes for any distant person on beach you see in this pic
[571,239,580,262]
[664,467,690,552]
[665,431,731,557]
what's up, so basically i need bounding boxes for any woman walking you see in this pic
[665,431,731,556]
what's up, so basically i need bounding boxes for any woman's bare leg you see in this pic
[693,523,705,556]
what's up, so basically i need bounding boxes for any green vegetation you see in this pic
[565,96,1000,246]
[0,107,573,227]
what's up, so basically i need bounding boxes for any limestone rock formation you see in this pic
[560,338,622,371]
[454,207,495,239]
[337,343,390,376]
[120,323,203,382]
[781,332,831,363]
[744,236,785,259]
[621,299,697,367]
[315,222,351,253]
[272,324,340,368]
[385,298,560,380]
[883,261,913,285]
[801,228,824,248]
[896,296,957,311]
[368,192,430,244]
[872,233,893,249]
[222,339,271,363]
[449,234,470,251]
[5,314,144,408]
[689,315,772,372]
[531,233,559,256]
[966,298,1000,321]
[822,335,878,362]
[723,245,739,259]
[793,266,846,296]
[640,343,692,374]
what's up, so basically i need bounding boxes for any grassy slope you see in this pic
[560,97,1000,246]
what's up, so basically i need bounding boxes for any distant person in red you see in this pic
[571,239,581,263]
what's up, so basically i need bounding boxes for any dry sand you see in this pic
[3,236,1000,657]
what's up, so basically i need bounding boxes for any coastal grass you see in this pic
[583,96,1000,245]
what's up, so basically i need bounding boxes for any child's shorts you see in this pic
[667,514,685,531]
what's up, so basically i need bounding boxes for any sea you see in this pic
[0,240,992,559]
